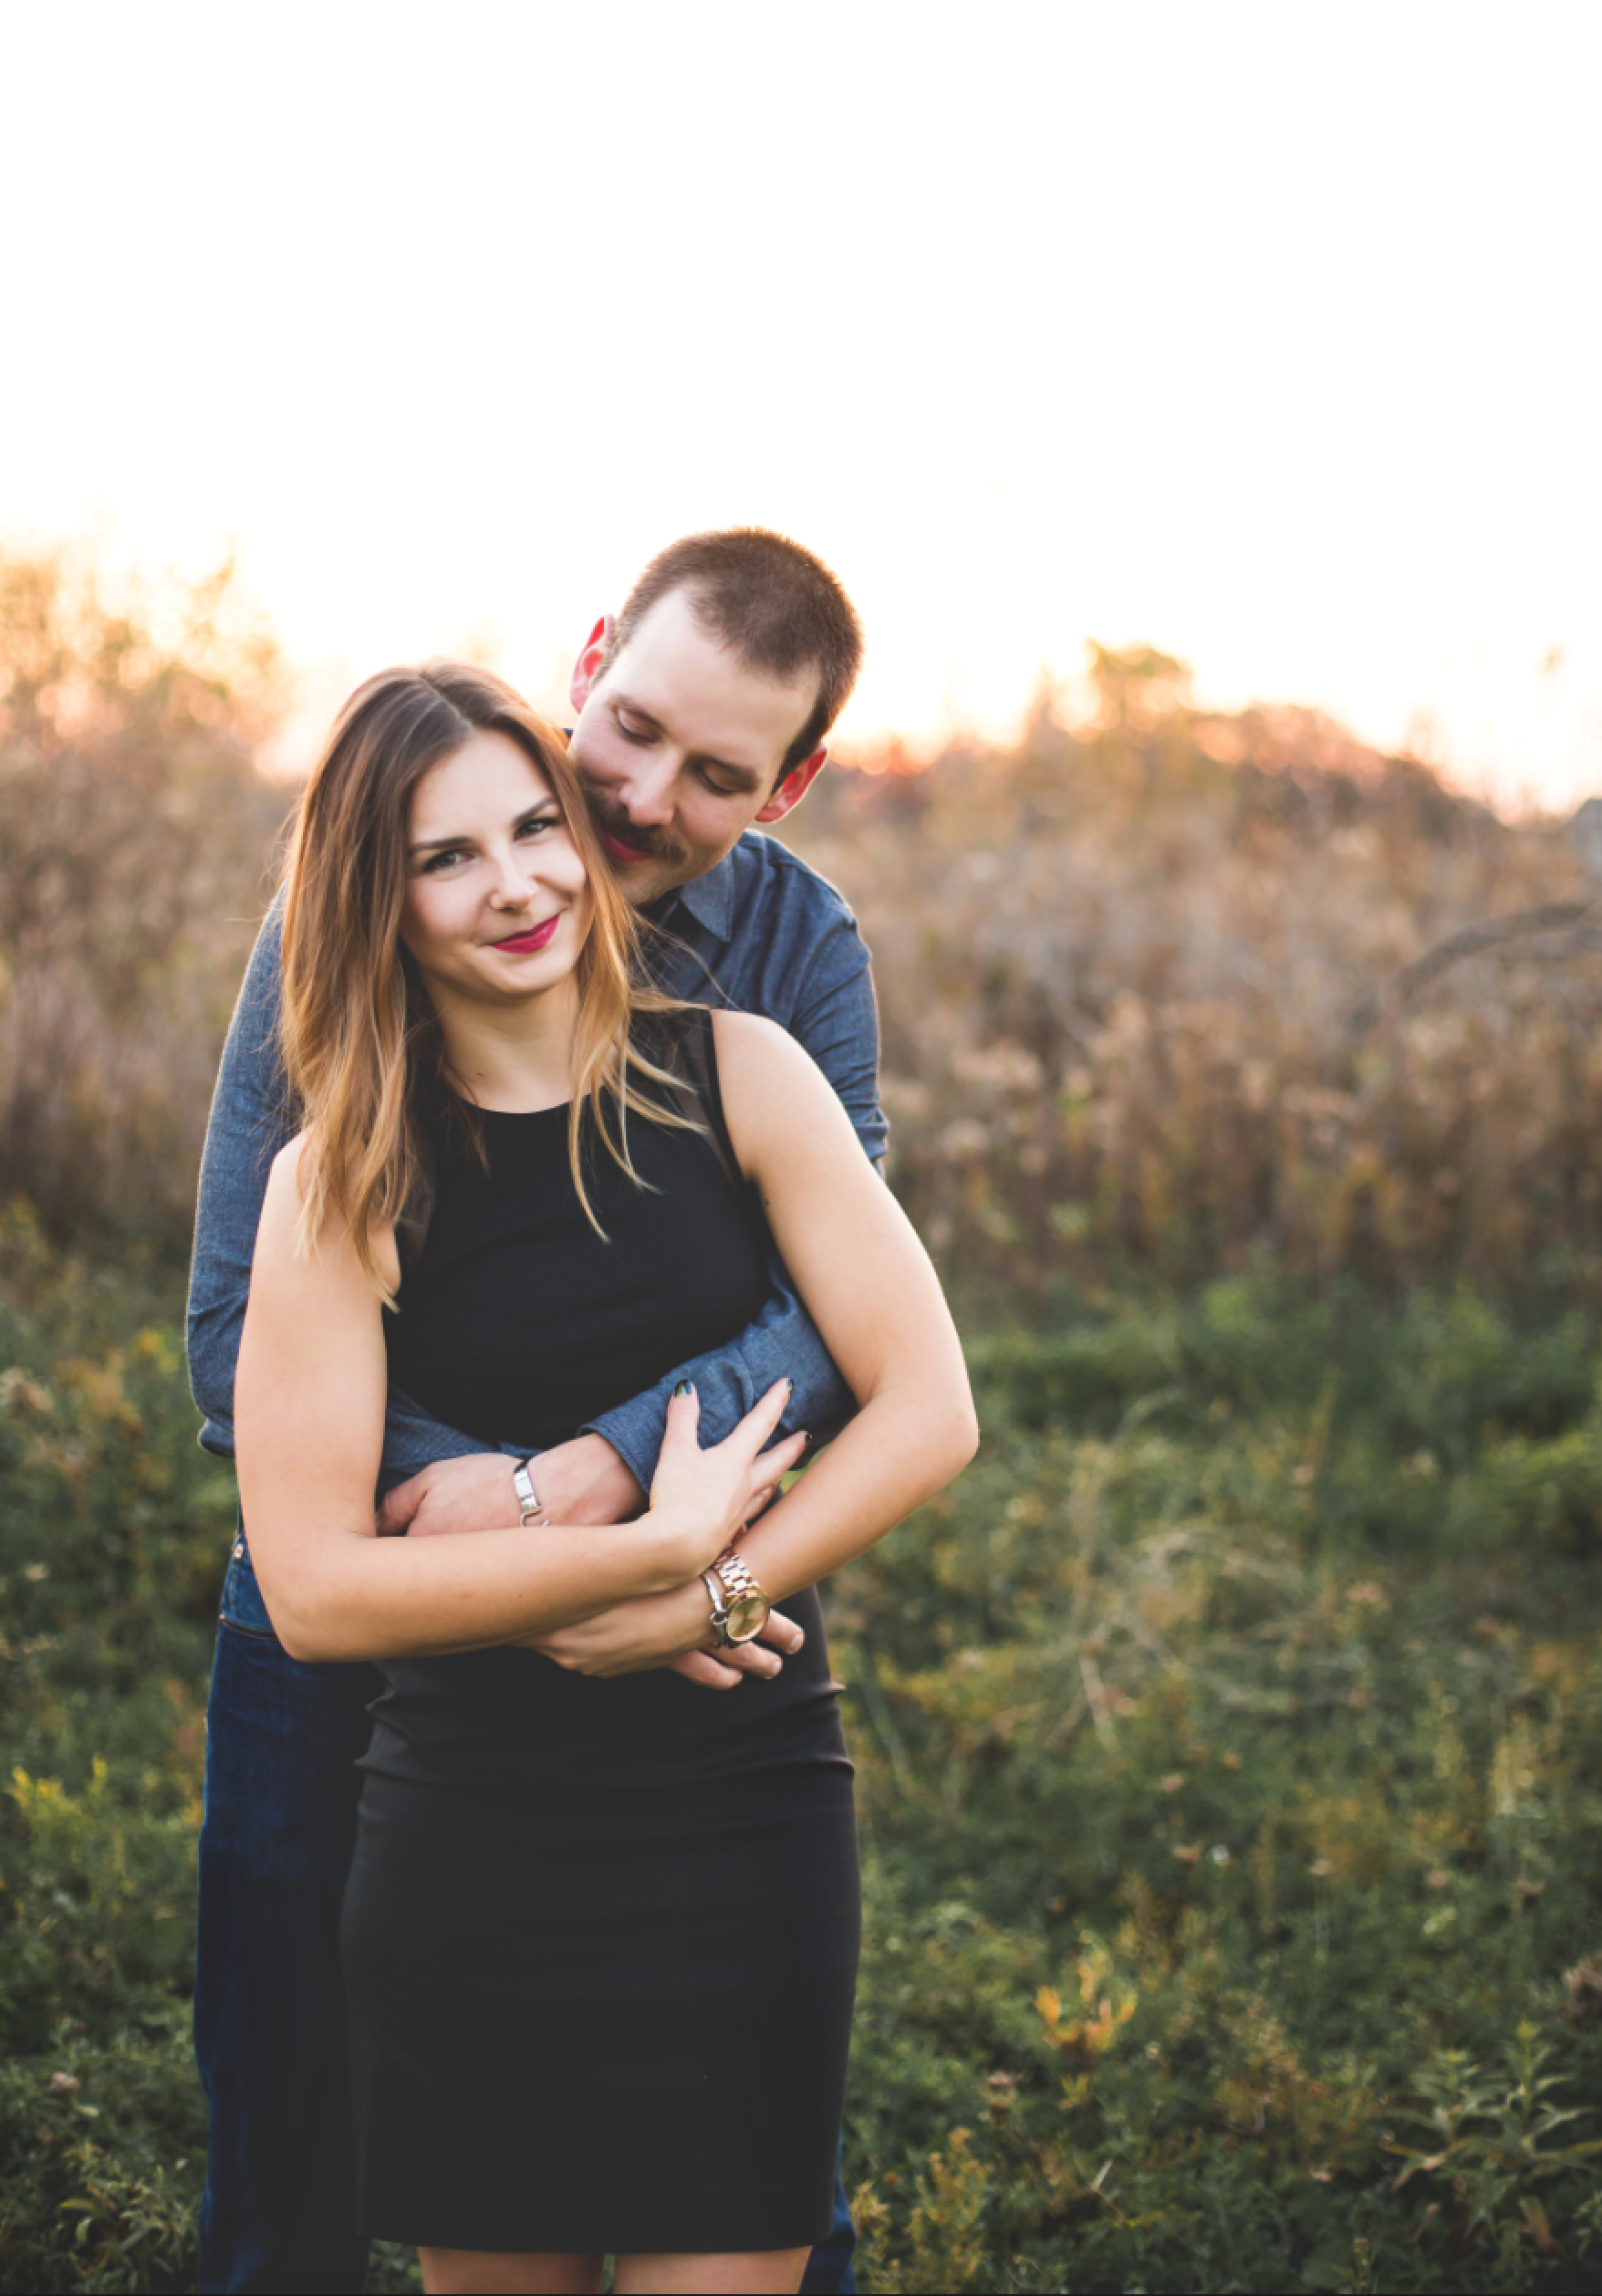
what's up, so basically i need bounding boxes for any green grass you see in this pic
[835,1277,1602,2291]
[2,1209,1600,2291]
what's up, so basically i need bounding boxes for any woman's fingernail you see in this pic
[673,1379,693,1398]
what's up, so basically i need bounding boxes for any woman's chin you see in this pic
[414,947,575,1012]
[476,949,576,998]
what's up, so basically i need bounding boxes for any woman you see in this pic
[234,663,976,2296]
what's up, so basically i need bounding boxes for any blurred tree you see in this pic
[0,546,286,1248]
[1084,639,1192,734]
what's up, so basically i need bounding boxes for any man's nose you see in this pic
[616,754,680,829]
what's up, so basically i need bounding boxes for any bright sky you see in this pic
[5,2,1600,809]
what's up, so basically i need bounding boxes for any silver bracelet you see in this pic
[512,1459,548,1529]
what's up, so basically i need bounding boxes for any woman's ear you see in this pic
[569,615,614,715]
[754,746,828,826]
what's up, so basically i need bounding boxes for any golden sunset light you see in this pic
[5,2,1599,806]
[13,11,1602,2287]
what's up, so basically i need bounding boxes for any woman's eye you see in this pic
[618,717,653,746]
[422,849,467,872]
[517,816,557,840]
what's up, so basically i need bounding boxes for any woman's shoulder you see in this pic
[260,1128,315,1221]
[708,1009,844,1169]
[631,1002,799,1103]
[709,1007,819,1082]
[257,1129,400,1297]
[707,1007,801,1066]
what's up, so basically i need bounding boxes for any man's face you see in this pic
[567,588,829,908]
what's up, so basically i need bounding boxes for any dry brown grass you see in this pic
[789,651,1602,1298]
[0,546,286,1246]
[5,563,1597,1301]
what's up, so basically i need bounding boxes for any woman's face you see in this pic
[399,731,592,1007]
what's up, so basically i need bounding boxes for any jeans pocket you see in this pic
[219,1538,281,1644]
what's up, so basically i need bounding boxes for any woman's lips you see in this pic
[489,913,561,955]
[598,825,653,866]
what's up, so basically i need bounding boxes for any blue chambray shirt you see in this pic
[185,828,887,1494]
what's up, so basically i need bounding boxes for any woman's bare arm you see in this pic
[708,1009,978,1599]
[529,1015,976,1678]
[234,1138,795,1664]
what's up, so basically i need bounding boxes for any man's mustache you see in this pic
[576,774,691,868]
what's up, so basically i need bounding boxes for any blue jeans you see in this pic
[194,1547,857,2293]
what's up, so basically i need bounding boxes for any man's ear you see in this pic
[569,614,614,715]
[754,746,828,825]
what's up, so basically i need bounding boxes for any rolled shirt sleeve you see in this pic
[186,901,295,1456]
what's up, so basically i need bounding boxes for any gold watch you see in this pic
[702,1547,771,1646]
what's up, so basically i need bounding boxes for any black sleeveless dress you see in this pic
[339,1015,859,2256]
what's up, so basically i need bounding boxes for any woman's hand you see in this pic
[647,1378,806,1577]
[525,1576,806,1684]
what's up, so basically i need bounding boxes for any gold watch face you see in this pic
[723,1592,770,1644]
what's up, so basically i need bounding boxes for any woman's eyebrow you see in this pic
[409,802,558,856]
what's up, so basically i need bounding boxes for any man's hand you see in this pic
[377,1432,647,1539]
[526,1574,806,1687]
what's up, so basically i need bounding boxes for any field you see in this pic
[2,551,1602,2291]
[4,1224,1601,2292]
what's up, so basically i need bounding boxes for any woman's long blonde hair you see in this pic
[280,661,684,1299]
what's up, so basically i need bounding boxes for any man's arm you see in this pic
[579,945,886,1489]
[187,901,546,1491]
[187,899,297,1456]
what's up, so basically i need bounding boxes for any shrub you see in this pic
[0,547,286,1248]
[792,648,1602,1302]
[829,1271,1602,2291]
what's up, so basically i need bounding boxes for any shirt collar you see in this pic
[661,845,739,943]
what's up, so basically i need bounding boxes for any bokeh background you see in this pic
[4,6,1602,2291]
[5,1,1602,807]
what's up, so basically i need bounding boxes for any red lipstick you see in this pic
[490,914,561,955]
[599,826,652,866]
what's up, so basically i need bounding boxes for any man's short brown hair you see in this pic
[603,527,864,778]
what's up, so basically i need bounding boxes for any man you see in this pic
[188,527,883,2294]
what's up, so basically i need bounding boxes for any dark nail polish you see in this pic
[673,1379,692,1398]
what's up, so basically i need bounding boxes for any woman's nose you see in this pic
[490,848,536,905]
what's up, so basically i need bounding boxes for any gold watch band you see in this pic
[705,1546,771,1645]
[712,1546,762,1602]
